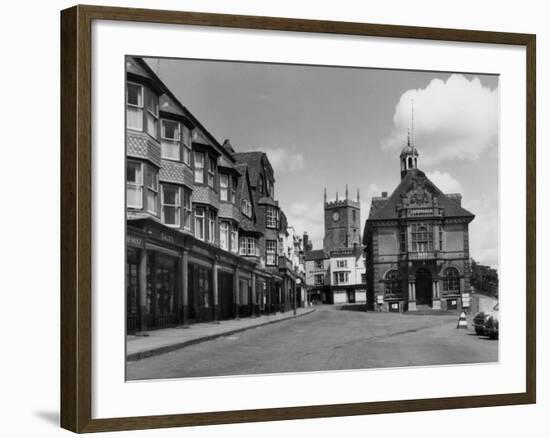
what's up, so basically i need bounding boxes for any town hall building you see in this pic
[363,138,475,312]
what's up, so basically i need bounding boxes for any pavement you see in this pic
[126,307,315,361]
[126,305,498,380]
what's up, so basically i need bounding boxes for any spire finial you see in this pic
[324,188,327,203]
[411,98,415,147]
[357,188,360,202]
[336,191,339,201]
[345,184,349,199]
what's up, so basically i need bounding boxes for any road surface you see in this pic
[127,305,498,380]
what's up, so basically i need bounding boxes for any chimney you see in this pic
[382,191,388,197]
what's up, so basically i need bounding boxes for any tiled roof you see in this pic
[305,249,328,261]
[367,169,474,221]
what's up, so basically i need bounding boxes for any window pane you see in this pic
[162,120,179,140]
[164,206,176,225]
[127,107,143,130]
[127,83,141,106]
[163,186,177,205]
[161,142,180,160]
[127,186,142,208]
[127,162,138,183]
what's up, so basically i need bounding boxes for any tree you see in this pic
[470,258,499,297]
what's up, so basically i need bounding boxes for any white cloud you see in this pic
[381,74,498,165]
[285,200,324,248]
[426,171,462,194]
[263,147,305,173]
[464,197,499,269]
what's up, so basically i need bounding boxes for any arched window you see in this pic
[384,270,402,295]
[408,157,412,168]
[412,223,433,252]
[443,267,460,293]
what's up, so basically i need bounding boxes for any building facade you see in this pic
[363,139,475,312]
[305,188,367,305]
[125,57,305,332]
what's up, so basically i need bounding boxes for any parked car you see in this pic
[472,303,499,339]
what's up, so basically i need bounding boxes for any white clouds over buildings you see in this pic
[425,171,463,194]
[381,74,498,165]
[263,147,305,173]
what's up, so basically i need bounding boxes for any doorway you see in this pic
[415,268,432,306]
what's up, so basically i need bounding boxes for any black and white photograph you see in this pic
[125,56,499,381]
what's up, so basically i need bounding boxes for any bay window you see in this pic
[194,208,205,240]
[220,221,229,250]
[266,240,277,266]
[208,211,216,244]
[183,188,192,230]
[230,224,238,253]
[160,119,181,160]
[266,206,277,228]
[161,185,181,227]
[231,177,237,203]
[126,160,143,208]
[194,152,204,183]
[208,157,216,188]
[146,167,158,214]
[146,90,159,138]
[126,82,143,131]
[220,174,229,201]
[240,237,257,256]
[241,199,252,217]
[182,126,192,166]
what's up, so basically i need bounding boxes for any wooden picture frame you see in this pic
[60,4,536,433]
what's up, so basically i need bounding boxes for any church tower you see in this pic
[323,185,362,252]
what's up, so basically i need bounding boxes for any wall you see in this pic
[1,1,546,438]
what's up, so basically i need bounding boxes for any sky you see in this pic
[145,57,499,269]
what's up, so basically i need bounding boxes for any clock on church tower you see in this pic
[323,186,362,252]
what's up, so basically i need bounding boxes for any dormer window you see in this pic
[126,83,143,131]
[241,199,252,218]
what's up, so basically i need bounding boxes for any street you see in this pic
[126,306,498,380]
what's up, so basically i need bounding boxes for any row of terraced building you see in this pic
[125,56,307,332]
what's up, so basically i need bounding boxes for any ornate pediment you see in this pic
[399,174,438,208]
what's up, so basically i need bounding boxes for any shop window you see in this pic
[266,240,277,266]
[195,207,205,240]
[384,270,402,295]
[443,267,460,294]
[126,160,143,208]
[160,119,181,160]
[161,184,180,227]
[194,152,205,184]
[126,82,143,131]
[126,248,139,331]
[145,89,159,138]
[183,188,192,230]
[146,167,159,214]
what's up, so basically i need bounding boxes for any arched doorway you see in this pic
[416,268,432,306]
